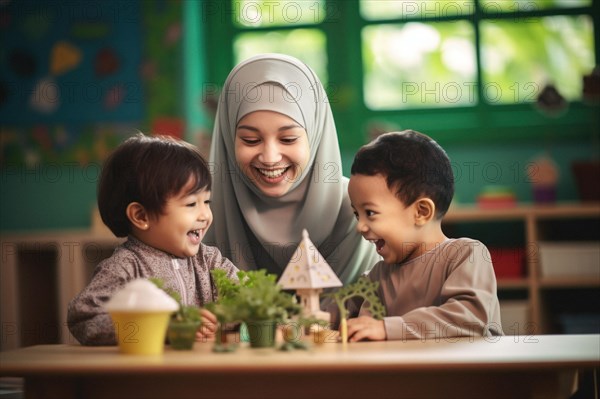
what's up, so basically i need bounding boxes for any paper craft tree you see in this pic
[278,229,342,322]
[330,277,386,345]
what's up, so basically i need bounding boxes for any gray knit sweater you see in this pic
[67,235,238,345]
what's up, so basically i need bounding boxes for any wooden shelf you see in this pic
[445,202,600,222]
[497,278,530,289]
[539,278,600,289]
[443,202,600,335]
[0,230,123,351]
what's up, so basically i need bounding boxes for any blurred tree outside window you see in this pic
[360,0,595,110]
[362,21,477,109]
[231,0,328,84]
[233,0,326,27]
[361,0,474,19]
[481,16,594,103]
[234,29,328,83]
[479,0,591,13]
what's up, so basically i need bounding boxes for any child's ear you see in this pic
[414,198,436,226]
[126,202,150,230]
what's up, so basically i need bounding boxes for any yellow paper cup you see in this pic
[110,311,172,355]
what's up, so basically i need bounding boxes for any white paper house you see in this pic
[279,230,342,320]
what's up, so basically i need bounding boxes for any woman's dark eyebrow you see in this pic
[279,124,301,131]
[236,125,259,132]
[236,124,301,132]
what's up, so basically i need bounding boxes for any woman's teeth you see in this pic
[258,167,287,178]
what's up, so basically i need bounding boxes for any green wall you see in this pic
[344,139,595,206]
[1,165,99,231]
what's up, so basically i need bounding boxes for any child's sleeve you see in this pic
[200,244,240,303]
[202,244,239,280]
[67,260,132,346]
[383,243,504,340]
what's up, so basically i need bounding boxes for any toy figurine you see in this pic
[278,229,342,323]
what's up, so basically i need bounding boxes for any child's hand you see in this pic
[195,309,218,341]
[345,316,386,342]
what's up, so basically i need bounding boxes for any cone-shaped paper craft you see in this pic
[279,229,342,290]
[279,230,342,321]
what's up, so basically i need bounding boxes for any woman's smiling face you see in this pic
[235,110,310,197]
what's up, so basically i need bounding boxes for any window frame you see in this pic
[202,0,600,150]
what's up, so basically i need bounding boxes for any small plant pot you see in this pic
[246,320,277,348]
[167,320,200,350]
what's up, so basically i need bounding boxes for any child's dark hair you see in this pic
[351,130,454,219]
[98,133,211,237]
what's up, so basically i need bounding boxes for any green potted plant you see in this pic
[203,271,243,352]
[208,269,301,348]
[150,278,201,350]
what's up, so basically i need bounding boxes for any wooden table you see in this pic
[1,334,598,399]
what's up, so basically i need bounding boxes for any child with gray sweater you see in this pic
[68,134,238,345]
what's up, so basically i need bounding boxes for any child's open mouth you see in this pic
[369,239,385,253]
[187,229,202,244]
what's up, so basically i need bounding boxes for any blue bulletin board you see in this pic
[0,0,144,124]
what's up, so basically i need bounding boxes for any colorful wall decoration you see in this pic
[0,0,184,167]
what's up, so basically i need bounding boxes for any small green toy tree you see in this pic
[329,277,386,344]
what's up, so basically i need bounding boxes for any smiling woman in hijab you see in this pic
[205,53,379,285]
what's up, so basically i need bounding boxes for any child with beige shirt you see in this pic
[343,130,503,341]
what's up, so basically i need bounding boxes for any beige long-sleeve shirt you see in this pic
[344,238,503,340]
[67,236,238,346]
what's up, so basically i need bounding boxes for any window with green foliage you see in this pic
[360,0,594,108]
[479,16,594,103]
[362,21,477,109]
[234,29,328,83]
[202,0,598,148]
[231,0,328,82]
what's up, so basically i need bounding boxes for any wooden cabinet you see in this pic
[0,231,122,351]
[443,202,600,335]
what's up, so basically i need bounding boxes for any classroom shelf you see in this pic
[497,278,531,289]
[0,230,123,351]
[444,202,600,335]
[539,278,600,288]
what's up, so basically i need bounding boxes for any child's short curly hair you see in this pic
[351,130,454,219]
[98,133,211,237]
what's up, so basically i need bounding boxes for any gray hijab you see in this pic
[206,53,379,285]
